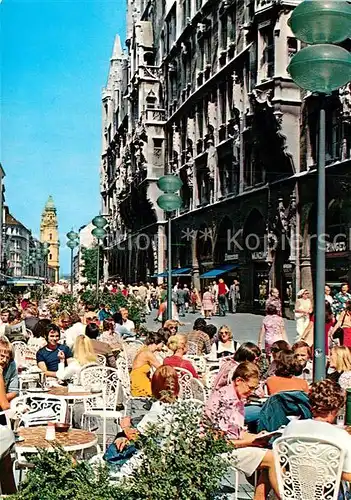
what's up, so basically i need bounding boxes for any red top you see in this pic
[266,376,309,395]
[218,282,227,296]
[164,355,199,378]
[121,289,128,297]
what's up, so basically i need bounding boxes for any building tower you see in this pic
[40,195,60,282]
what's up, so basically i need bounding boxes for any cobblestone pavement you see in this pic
[146,310,297,345]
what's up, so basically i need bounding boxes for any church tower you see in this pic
[40,196,60,282]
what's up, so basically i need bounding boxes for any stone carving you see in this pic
[339,83,351,122]
[251,88,273,107]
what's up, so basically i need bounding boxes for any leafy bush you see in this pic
[117,400,234,500]
[11,402,234,500]
[11,446,116,500]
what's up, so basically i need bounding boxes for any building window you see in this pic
[49,253,52,260]
[262,27,274,79]
[220,15,228,50]
[219,84,227,125]
[287,37,298,60]
[153,138,163,166]
[229,7,236,43]
[49,233,52,240]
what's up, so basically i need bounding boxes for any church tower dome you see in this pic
[40,195,60,282]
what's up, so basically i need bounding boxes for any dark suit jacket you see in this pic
[90,339,116,368]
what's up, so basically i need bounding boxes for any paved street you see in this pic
[146,311,297,346]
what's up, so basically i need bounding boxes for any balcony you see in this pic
[139,65,160,80]
[144,108,166,122]
[255,0,301,15]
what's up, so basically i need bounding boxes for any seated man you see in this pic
[85,323,116,368]
[0,338,19,402]
[187,318,211,355]
[283,378,351,483]
[36,323,73,377]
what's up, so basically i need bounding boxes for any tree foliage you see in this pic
[81,246,102,285]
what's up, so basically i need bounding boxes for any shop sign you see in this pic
[224,253,239,261]
[283,264,293,270]
[252,251,267,261]
[326,241,347,253]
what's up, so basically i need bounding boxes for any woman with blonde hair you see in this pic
[211,325,240,359]
[294,289,312,339]
[164,334,198,378]
[56,335,97,382]
[327,346,351,389]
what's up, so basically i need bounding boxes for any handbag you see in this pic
[103,441,138,467]
[333,313,346,344]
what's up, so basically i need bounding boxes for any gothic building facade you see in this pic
[100,0,351,314]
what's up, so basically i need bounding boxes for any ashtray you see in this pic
[55,423,70,433]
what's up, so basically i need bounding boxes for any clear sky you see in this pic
[1,0,125,274]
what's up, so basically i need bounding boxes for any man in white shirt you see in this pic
[283,379,351,482]
[65,314,86,349]
[120,307,135,332]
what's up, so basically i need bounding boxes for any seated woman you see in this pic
[266,350,309,395]
[162,320,179,336]
[283,379,351,483]
[205,362,280,499]
[266,340,290,378]
[56,335,98,383]
[163,334,198,378]
[210,325,240,359]
[36,323,73,377]
[327,345,351,389]
[0,363,16,494]
[212,342,261,391]
[0,338,19,402]
[115,365,180,451]
[130,332,166,397]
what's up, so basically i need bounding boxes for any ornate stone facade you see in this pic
[101,0,351,310]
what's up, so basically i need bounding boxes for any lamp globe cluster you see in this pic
[157,175,183,212]
[287,0,351,93]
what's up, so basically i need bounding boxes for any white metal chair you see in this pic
[116,355,131,399]
[184,355,207,373]
[273,435,345,500]
[11,395,67,427]
[80,366,126,450]
[96,354,107,366]
[123,341,143,369]
[174,367,206,402]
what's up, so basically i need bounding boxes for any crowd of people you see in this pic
[0,281,350,498]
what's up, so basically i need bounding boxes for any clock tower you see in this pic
[40,196,60,282]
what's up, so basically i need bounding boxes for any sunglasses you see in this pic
[220,331,230,335]
[87,316,98,321]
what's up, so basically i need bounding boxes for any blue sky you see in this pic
[1,0,125,274]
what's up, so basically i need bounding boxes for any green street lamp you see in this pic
[91,216,108,299]
[157,175,183,320]
[66,231,79,293]
[288,0,351,381]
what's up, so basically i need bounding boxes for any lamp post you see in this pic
[156,175,183,320]
[91,216,108,300]
[66,231,79,293]
[287,0,351,381]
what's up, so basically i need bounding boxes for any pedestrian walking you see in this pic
[217,278,229,316]
[202,287,214,319]
[229,279,240,313]
[294,289,313,340]
[265,288,282,316]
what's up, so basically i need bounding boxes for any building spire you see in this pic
[111,35,123,61]
[44,195,56,212]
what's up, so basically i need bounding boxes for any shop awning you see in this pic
[5,278,44,286]
[151,267,192,278]
[200,264,239,279]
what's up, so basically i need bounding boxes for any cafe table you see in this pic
[16,426,98,454]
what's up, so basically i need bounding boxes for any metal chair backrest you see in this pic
[80,366,120,411]
[174,367,206,401]
[12,395,67,427]
[96,354,107,366]
[273,435,345,500]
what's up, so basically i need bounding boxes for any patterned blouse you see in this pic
[205,383,244,439]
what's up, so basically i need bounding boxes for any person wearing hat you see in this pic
[294,289,313,340]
